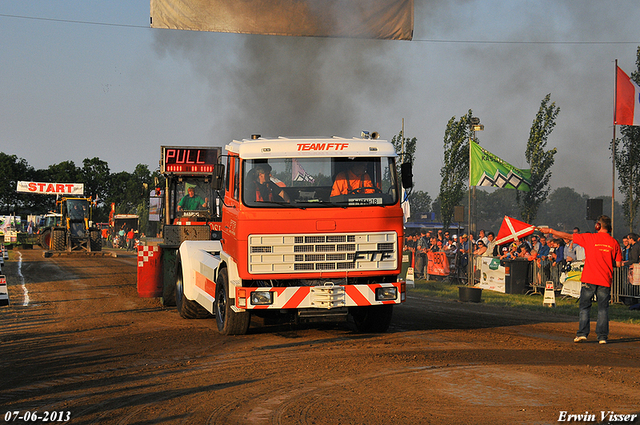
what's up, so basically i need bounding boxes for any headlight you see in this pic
[375,286,397,301]
[250,291,274,305]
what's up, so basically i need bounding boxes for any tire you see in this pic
[39,229,51,249]
[214,268,250,335]
[90,229,102,252]
[51,228,66,251]
[175,253,211,319]
[350,305,394,333]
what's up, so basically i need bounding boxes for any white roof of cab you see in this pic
[225,136,397,159]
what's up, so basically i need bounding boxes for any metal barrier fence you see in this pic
[527,261,640,303]
[409,250,640,303]
[612,266,640,303]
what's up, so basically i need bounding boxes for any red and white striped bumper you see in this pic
[235,282,405,310]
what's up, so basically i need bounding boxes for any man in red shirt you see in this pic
[126,228,135,251]
[540,215,622,344]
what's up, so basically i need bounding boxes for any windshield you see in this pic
[171,177,218,220]
[242,157,398,208]
[66,199,89,220]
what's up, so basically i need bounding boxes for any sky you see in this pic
[1,0,640,202]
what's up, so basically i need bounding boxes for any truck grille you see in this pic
[248,232,397,274]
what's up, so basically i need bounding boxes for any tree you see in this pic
[390,130,417,183]
[407,190,431,219]
[517,94,559,223]
[439,110,473,229]
[475,188,520,232]
[0,153,34,214]
[81,158,112,223]
[82,158,111,204]
[44,161,82,183]
[613,47,640,232]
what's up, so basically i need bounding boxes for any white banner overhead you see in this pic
[150,0,414,40]
[16,181,84,195]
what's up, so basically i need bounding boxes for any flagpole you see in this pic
[468,134,473,286]
[612,59,617,235]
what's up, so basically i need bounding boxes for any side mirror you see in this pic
[212,164,225,191]
[401,162,413,189]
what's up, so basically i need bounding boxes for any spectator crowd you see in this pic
[404,226,640,281]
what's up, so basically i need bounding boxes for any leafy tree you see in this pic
[390,130,417,190]
[475,188,520,232]
[81,158,112,223]
[0,153,34,213]
[407,190,432,220]
[108,166,148,215]
[390,130,417,171]
[44,161,82,183]
[82,158,111,204]
[613,47,640,232]
[439,110,473,229]
[517,94,559,223]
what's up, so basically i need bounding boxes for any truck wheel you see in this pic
[90,230,102,252]
[51,228,66,251]
[175,254,211,319]
[39,229,51,249]
[350,305,394,333]
[214,268,250,335]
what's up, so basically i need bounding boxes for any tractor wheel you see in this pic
[90,229,102,252]
[350,305,394,333]
[214,268,250,335]
[39,229,51,249]
[175,253,211,319]
[51,228,66,251]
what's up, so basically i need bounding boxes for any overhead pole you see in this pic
[612,59,618,235]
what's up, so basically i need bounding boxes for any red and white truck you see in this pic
[142,135,412,335]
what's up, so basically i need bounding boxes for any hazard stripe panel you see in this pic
[234,283,402,310]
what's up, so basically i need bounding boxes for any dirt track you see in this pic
[1,247,640,425]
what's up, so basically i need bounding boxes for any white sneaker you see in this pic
[574,336,587,343]
[599,339,607,344]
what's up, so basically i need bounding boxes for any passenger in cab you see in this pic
[250,164,289,203]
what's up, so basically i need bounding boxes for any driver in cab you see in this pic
[177,186,208,211]
[331,160,375,196]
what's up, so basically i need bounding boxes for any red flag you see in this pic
[495,216,535,245]
[615,66,640,126]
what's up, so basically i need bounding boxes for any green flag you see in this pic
[470,141,531,191]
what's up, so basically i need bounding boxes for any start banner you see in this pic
[17,181,84,195]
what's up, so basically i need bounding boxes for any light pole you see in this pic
[468,117,484,286]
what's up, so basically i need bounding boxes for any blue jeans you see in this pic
[577,283,611,341]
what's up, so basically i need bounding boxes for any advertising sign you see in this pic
[427,252,450,276]
[477,257,506,293]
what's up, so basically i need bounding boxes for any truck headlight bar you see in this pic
[250,291,274,305]
[375,286,397,301]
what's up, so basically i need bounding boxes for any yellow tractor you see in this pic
[50,197,102,252]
